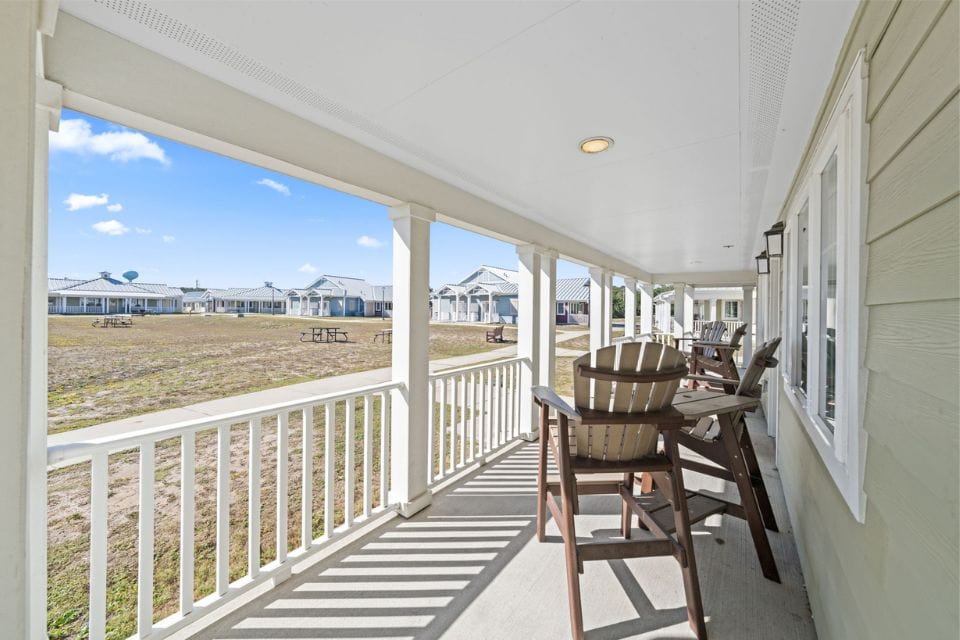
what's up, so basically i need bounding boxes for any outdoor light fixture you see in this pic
[579,136,614,154]
[756,251,770,275]
[764,221,785,257]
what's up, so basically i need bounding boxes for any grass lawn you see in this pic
[48,314,516,435]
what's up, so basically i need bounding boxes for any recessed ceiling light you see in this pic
[579,136,614,154]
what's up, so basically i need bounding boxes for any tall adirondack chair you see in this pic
[687,322,748,392]
[532,342,707,640]
[671,337,783,582]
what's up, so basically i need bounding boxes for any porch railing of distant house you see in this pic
[47,380,400,640]
[427,356,524,484]
[692,319,742,336]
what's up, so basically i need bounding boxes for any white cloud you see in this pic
[298,262,318,274]
[256,178,291,195]
[162,235,176,243]
[356,235,383,248]
[135,227,152,235]
[64,193,109,211]
[92,220,130,236]
[106,203,123,212]
[50,119,169,165]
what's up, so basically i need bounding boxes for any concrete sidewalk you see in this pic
[48,329,588,447]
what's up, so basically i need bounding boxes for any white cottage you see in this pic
[653,286,753,335]
[287,275,392,317]
[433,266,591,325]
[47,272,183,314]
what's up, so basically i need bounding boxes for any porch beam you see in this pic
[388,203,435,517]
[623,277,637,339]
[517,245,542,440]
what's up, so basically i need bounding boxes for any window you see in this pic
[556,302,564,315]
[723,300,740,319]
[384,302,392,311]
[783,50,866,520]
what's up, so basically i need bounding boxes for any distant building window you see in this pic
[723,301,740,319]
[556,302,565,315]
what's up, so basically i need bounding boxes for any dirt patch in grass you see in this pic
[48,315,515,434]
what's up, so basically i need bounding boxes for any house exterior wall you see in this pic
[775,2,958,638]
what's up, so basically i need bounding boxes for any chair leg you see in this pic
[536,409,548,542]
[560,476,584,639]
[718,414,781,583]
[664,432,708,640]
[737,426,779,532]
[621,473,634,539]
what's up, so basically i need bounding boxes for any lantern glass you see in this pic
[765,221,785,257]
[756,252,770,275]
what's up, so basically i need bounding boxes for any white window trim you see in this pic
[781,49,869,522]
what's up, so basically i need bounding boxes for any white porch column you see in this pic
[742,284,755,363]
[538,249,558,388]
[454,293,461,322]
[602,272,613,345]
[467,295,473,322]
[487,291,493,322]
[672,283,686,338]
[623,277,637,339]
[517,245,542,440]
[389,203,435,517]
[589,267,605,353]
[1,2,54,634]
[638,282,654,335]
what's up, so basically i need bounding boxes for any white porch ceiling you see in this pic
[59,0,858,277]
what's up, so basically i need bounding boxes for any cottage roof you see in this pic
[556,277,590,302]
[48,275,183,298]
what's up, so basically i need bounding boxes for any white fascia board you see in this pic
[45,14,650,282]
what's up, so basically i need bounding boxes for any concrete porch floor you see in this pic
[192,411,815,640]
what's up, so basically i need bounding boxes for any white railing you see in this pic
[427,356,524,484]
[47,380,399,640]
[692,319,742,336]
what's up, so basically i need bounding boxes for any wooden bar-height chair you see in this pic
[668,337,784,583]
[533,342,708,640]
[686,322,748,393]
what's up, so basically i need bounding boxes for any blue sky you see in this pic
[48,110,586,288]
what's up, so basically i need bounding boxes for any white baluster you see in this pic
[450,375,458,473]
[468,372,477,462]
[277,412,289,563]
[344,397,355,527]
[302,406,313,550]
[248,418,261,577]
[138,441,155,637]
[363,395,373,518]
[438,379,447,479]
[324,402,335,536]
[380,392,389,507]
[427,379,435,484]
[179,432,195,616]
[216,425,230,595]
[89,451,108,639]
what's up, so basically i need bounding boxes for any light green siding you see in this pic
[775,1,959,638]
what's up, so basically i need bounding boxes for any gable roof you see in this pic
[48,275,183,298]
[556,277,590,302]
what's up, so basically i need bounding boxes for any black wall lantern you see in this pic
[764,221,785,257]
[756,250,770,275]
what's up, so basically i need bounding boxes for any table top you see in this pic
[671,389,760,419]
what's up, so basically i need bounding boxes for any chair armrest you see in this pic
[673,336,698,342]
[532,386,580,421]
[685,374,740,387]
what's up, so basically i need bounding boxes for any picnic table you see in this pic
[373,329,392,343]
[92,314,134,328]
[299,326,349,343]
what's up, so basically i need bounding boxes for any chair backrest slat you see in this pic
[611,342,643,412]
[736,337,782,398]
[698,321,727,358]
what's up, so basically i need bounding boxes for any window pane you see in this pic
[796,202,810,395]
[819,153,838,428]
